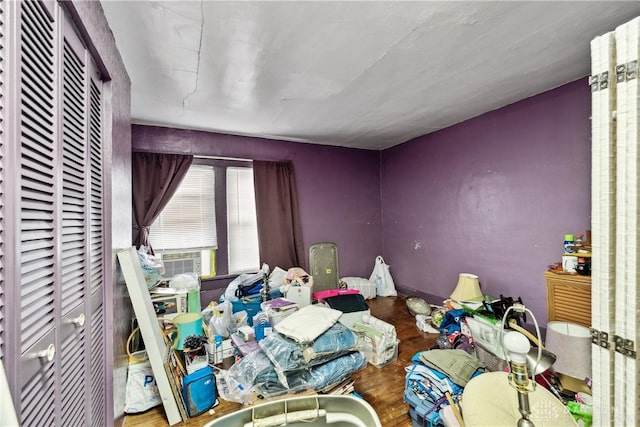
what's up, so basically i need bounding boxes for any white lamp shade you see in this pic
[450,273,482,302]
[544,321,591,381]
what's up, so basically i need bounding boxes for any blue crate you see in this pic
[223,290,282,326]
[404,389,444,427]
[230,295,262,326]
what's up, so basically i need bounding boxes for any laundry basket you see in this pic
[203,395,382,427]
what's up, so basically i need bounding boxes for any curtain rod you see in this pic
[195,155,252,162]
[132,150,252,162]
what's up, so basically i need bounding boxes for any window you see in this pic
[149,159,259,277]
[227,167,260,273]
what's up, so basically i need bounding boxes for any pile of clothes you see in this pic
[404,349,486,427]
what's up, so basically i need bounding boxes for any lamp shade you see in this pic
[450,273,482,302]
[544,321,591,381]
[173,313,204,350]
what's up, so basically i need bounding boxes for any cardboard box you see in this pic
[150,290,188,317]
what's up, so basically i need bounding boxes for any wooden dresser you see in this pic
[544,271,591,327]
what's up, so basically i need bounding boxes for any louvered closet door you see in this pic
[59,11,90,426]
[87,61,106,427]
[0,0,6,355]
[7,1,106,425]
[18,1,59,424]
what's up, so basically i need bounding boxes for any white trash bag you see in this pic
[124,328,161,413]
[369,255,397,297]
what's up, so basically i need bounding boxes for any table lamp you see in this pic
[504,331,536,427]
[500,303,543,427]
[544,321,591,381]
[462,303,578,426]
[450,273,482,302]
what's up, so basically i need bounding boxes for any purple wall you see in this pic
[380,79,591,325]
[132,126,382,279]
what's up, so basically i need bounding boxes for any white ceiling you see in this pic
[101,1,640,150]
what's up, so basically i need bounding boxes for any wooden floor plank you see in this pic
[124,295,438,426]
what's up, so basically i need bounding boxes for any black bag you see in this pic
[234,274,264,298]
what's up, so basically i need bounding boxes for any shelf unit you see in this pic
[544,271,591,328]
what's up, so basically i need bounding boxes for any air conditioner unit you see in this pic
[161,251,202,278]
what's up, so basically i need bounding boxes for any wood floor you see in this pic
[124,295,438,427]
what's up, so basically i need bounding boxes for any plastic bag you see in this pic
[124,359,161,413]
[169,273,199,290]
[214,368,253,404]
[214,351,273,403]
[369,255,397,297]
[232,310,249,332]
[208,300,233,338]
[124,328,161,413]
[224,274,252,302]
[137,246,164,289]
[268,266,287,289]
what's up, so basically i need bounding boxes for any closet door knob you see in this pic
[71,313,85,327]
[35,344,56,362]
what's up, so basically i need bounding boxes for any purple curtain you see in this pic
[253,160,305,270]
[132,152,193,251]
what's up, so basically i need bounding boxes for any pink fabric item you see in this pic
[313,289,359,300]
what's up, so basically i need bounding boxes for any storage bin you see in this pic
[370,339,399,368]
[404,389,444,427]
[325,294,370,329]
[313,288,360,301]
[409,407,444,427]
[352,315,398,368]
[203,395,382,427]
[221,290,283,326]
[339,277,377,300]
[230,296,262,326]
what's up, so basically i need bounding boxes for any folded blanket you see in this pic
[274,304,342,343]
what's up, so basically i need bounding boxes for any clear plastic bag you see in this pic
[215,351,273,403]
[214,368,253,404]
[137,246,164,289]
[259,323,358,374]
[254,351,367,398]
[231,310,249,333]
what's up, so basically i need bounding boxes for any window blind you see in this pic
[149,165,217,251]
[226,167,259,273]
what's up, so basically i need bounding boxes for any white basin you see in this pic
[204,395,382,427]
